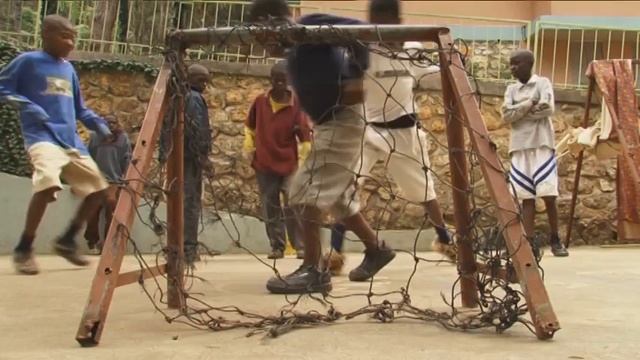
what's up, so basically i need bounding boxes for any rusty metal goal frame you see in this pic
[75,24,560,347]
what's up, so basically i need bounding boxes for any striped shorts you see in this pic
[509,147,559,200]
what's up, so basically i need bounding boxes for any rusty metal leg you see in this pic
[166,92,185,310]
[565,79,595,248]
[437,32,560,340]
[440,58,478,308]
[75,63,172,347]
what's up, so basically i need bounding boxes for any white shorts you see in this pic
[358,124,437,203]
[28,142,109,198]
[509,147,559,200]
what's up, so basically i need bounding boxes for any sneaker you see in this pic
[431,239,457,261]
[266,265,332,294]
[13,250,39,275]
[550,241,569,257]
[267,249,284,259]
[321,251,345,276]
[296,250,305,260]
[53,242,90,267]
[348,242,396,282]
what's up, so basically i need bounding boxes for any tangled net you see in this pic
[109,23,544,339]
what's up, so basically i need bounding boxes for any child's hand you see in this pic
[531,102,550,114]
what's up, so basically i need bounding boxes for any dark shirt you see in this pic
[159,88,212,164]
[287,14,369,123]
[246,91,311,176]
[88,131,131,182]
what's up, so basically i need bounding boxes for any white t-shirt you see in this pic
[364,41,440,123]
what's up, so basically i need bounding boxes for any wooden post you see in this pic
[440,52,479,308]
[166,81,185,309]
[437,32,560,339]
[75,63,172,347]
[565,78,595,248]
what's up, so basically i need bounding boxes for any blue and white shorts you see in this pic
[509,147,559,200]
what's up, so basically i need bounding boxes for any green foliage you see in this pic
[0,40,158,177]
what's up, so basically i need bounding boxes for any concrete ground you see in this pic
[0,247,638,360]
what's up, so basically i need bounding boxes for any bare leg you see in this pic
[297,205,322,267]
[16,187,58,252]
[72,191,106,228]
[542,196,559,237]
[522,199,536,238]
[341,212,379,251]
[424,199,452,244]
[58,190,107,247]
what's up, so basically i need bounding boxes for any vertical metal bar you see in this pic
[539,27,545,76]
[75,63,172,347]
[149,0,158,54]
[564,29,571,87]
[237,4,245,62]
[565,78,595,248]
[163,1,173,54]
[212,2,219,60]
[88,0,97,51]
[226,3,233,61]
[593,29,599,62]
[532,21,539,66]
[551,28,558,83]
[439,38,479,310]
[635,31,640,87]
[198,2,207,60]
[99,0,110,53]
[606,30,612,59]
[33,0,42,48]
[578,29,585,87]
[125,0,134,54]
[166,83,185,310]
[620,30,626,59]
[176,0,183,28]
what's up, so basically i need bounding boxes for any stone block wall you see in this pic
[76,68,618,245]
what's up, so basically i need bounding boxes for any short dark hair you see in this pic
[368,0,400,19]
[270,60,287,76]
[247,0,291,23]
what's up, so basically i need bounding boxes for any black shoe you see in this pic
[550,241,569,257]
[53,241,90,267]
[267,249,284,259]
[348,242,396,282]
[266,265,332,294]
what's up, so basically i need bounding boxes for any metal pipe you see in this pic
[565,78,595,248]
[168,24,448,49]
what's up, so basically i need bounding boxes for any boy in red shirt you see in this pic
[244,62,311,259]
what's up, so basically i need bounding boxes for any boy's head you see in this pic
[248,0,292,57]
[509,49,535,83]
[248,0,291,23]
[368,0,401,25]
[41,15,76,59]
[270,61,288,93]
[104,114,122,134]
[187,64,210,92]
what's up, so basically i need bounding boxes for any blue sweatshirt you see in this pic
[287,14,369,124]
[0,51,110,154]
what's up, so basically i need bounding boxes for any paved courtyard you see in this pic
[0,247,638,360]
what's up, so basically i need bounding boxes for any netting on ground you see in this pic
[109,23,544,338]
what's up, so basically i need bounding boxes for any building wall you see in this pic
[76,67,618,247]
[300,1,640,21]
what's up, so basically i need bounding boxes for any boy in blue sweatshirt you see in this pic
[0,15,112,275]
[248,0,396,294]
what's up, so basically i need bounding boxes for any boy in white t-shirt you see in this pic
[324,0,456,277]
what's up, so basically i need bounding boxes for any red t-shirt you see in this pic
[246,91,312,176]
